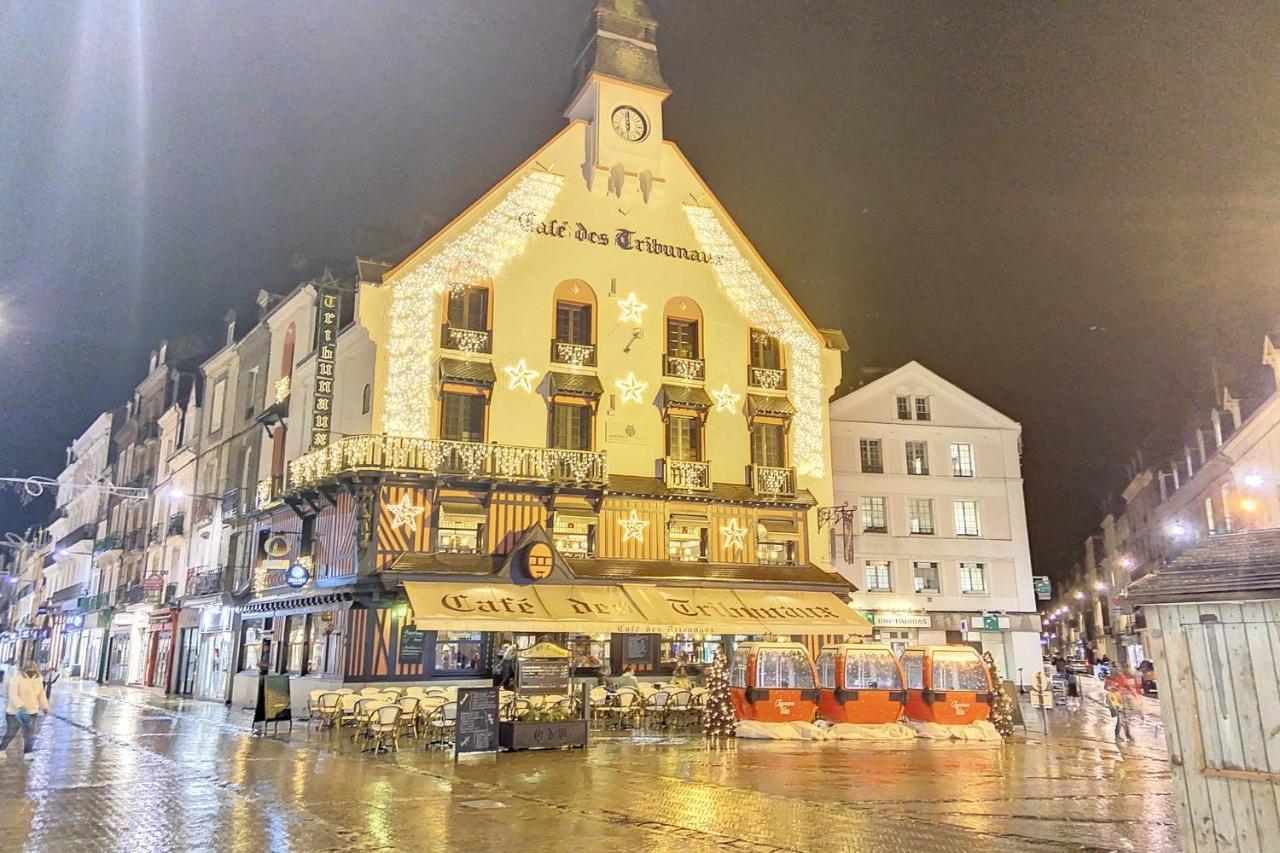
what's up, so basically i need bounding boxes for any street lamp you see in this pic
[1243,472,1264,489]
[1094,581,1107,592]
[1073,590,1085,600]
[1164,521,1188,539]
[1241,497,1258,513]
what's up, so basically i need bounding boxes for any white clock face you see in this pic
[611,106,648,142]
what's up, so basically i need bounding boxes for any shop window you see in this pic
[750,422,786,468]
[749,330,782,370]
[932,653,988,691]
[549,402,592,451]
[552,512,596,558]
[567,634,610,671]
[668,514,709,562]
[901,652,925,689]
[434,631,483,673]
[286,616,307,674]
[440,391,485,443]
[446,286,489,331]
[435,504,485,554]
[556,301,593,345]
[754,647,816,689]
[661,634,723,666]
[666,415,702,462]
[241,623,263,672]
[306,615,326,674]
[845,651,904,690]
[913,561,941,594]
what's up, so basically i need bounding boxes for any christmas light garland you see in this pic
[382,169,565,438]
[683,205,826,477]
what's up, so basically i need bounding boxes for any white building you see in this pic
[829,361,1041,684]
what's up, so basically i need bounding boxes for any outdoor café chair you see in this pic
[359,687,384,697]
[333,687,355,695]
[395,696,420,738]
[601,689,639,729]
[667,690,693,728]
[338,693,361,728]
[306,689,327,721]
[426,702,458,747]
[640,690,671,731]
[366,705,403,753]
[353,698,380,741]
[316,692,343,728]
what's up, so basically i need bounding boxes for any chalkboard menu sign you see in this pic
[626,634,650,662]
[455,687,500,755]
[399,627,426,665]
[254,673,292,732]
[517,641,571,696]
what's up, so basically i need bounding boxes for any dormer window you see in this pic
[663,298,704,382]
[748,330,786,390]
[914,396,931,421]
[896,395,912,420]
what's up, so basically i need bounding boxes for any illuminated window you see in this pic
[435,505,485,554]
[914,396,931,421]
[552,512,595,558]
[750,422,786,468]
[1221,483,1233,533]
[896,395,912,420]
[749,330,781,370]
[666,317,699,360]
[859,439,883,473]
[950,443,974,477]
[860,496,887,533]
[667,415,702,461]
[434,631,483,673]
[446,286,489,332]
[864,560,892,591]
[908,498,935,535]
[667,515,708,562]
[905,441,928,475]
[756,518,798,565]
[954,500,980,537]
[960,562,987,594]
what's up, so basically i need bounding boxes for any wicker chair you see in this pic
[367,705,403,753]
[395,696,421,739]
[316,692,343,728]
[426,702,458,747]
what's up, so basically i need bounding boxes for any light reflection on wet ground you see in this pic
[0,680,1176,852]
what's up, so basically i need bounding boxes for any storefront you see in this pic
[106,611,148,685]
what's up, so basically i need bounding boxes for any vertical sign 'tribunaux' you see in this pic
[311,282,340,449]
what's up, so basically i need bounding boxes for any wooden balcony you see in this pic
[662,457,711,492]
[288,435,608,491]
[749,464,796,497]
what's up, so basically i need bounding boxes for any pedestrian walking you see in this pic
[43,665,60,704]
[0,661,51,761]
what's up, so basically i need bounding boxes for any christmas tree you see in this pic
[703,648,737,740]
[983,651,1015,737]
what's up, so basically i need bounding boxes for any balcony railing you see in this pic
[440,325,492,355]
[76,591,112,612]
[166,513,185,537]
[186,567,227,598]
[664,355,705,382]
[116,584,146,606]
[550,339,597,367]
[147,523,162,545]
[747,366,787,391]
[749,464,796,497]
[663,458,711,492]
[288,435,608,490]
[93,535,119,553]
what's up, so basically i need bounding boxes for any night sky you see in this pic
[3,1,1279,585]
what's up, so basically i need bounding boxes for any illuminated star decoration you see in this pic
[618,292,647,324]
[711,383,741,414]
[720,518,748,550]
[615,372,648,404]
[618,509,650,544]
[503,359,539,393]
[387,494,425,533]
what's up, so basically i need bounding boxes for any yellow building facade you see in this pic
[243,1,866,688]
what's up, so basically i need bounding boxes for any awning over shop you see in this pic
[404,581,871,637]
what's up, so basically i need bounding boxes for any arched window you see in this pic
[361,383,372,415]
[551,280,597,367]
[663,297,704,381]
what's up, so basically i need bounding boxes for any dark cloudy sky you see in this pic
[3,1,1279,582]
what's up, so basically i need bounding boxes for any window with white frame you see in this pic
[859,439,883,473]
[1204,497,1215,535]
[1220,483,1233,533]
[908,498,935,535]
[954,500,980,536]
[913,561,940,593]
[864,560,892,591]
[905,441,928,475]
[959,562,987,594]
[895,395,912,420]
[914,396,931,421]
[207,377,227,435]
[950,442,974,477]
[860,496,887,533]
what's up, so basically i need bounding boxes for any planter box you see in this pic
[499,719,588,751]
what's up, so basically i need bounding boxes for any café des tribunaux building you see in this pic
[235,0,867,708]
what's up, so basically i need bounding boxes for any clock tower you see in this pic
[564,0,670,201]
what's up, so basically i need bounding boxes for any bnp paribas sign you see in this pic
[518,213,713,265]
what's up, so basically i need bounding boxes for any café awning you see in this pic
[403,580,871,637]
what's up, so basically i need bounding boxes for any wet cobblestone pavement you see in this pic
[0,680,1177,852]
